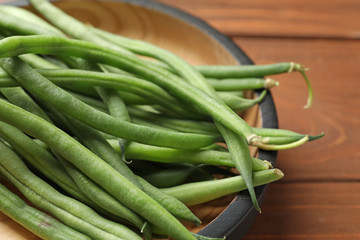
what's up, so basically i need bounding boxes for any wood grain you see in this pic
[244,182,360,240]
[157,0,360,39]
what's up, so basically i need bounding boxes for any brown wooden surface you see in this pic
[0,0,359,239]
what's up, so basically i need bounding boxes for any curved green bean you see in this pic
[0,181,91,240]
[0,5,65,37]
[0,99,197,240]
[0,36,256,141]
[57,155,152,240]
[0,140,140,240]
[195,62,313,108]
[207,78,278,91]
[162,169,284,206]
[92,28,262,210]
[108,140,271,171]
[136,176,201,226]
[0,57,217,149]
[0,121,93,206]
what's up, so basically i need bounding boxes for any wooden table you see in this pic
[1,0,359,239]
[156,0,360,239]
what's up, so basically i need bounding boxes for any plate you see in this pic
[1,0,278,239]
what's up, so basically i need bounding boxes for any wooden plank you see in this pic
[233,37,360,181]
[157,0,360,39]
[244,182,360,239]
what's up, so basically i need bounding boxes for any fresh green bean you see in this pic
[0,68,264,113]
[0,86,52,122]
[0,140,140,240]
[95,87,130,163]
[141,164,204,188]
[95,27,262,211]
[128,107,219,136]
[220,89,267,112]
[69,91,109,112]
[0,5,65,37]
[127,107,323,145]
[216,123,260,210]
[94,21,265,210]
[56,154,152,240]
[50,105,202,225]
[195,62,313,108]
[20,53,60,69]
[136,176,201,225]
[162,169,284,206]
[0,57,217,149]
[207,78,278,91]
[0,121,94,206]
[0,99,197,240]
[39,103,152,239]
[196,62,301,78]
[0,36,257,141]
[0,67,198,118]
[29,0,131,55]
[0,181,91,240]
[47,105,142,189]
[108,140,271,171]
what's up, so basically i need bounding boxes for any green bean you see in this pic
[141,164,204,188]
[109,140,271,171]
[0,140,140,240]
[162,169,283,206]
[95,27,262,210]
[0,99,197,240]
[195,62,313,108]
[20,53,60,69]
[0,86,52,122]
[0,36,256,141]
[0,68,263,113]
[131,116,181,132]
[93,27,200,81]
[56,154,152,240]
[0,121,94,205]
[95,87,130,163]
[94,22,265,210]
[128,107,220,136]
[0,5,65,37]
[0,66,197,118]
[29,0,131,54]
[216,123,260,210]
[0,181,91,240]
[47,105,142,189]
[127,107,324,146]
[0,57,217,149]
[255,135,310,150]
[42,104,153,239]
[48,106,201,225]
[220,89,267,112]
[72,89,150,106]
[260,134,324,145]
[207,78,278,91]
[196,62,298,77]
[253,128,324,145]
[136,176,201,226]
[69,91,109,112]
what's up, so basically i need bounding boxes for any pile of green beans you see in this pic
[0,1,323,240]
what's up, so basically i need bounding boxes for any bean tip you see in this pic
[274,169,284,178]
